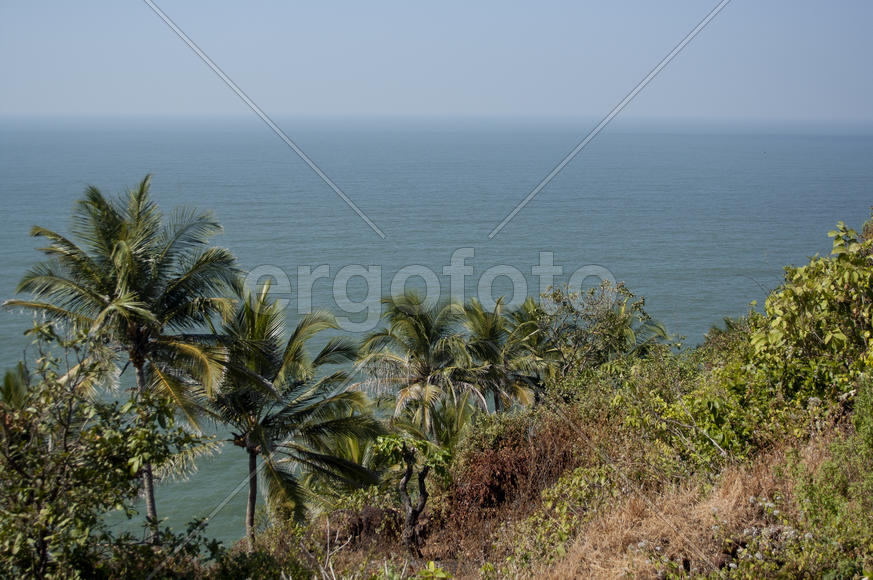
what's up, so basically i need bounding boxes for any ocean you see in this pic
[1,116,871,544]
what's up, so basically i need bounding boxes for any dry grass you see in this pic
[318,410,848,579]
[538,435,834,580]
[312,421,847,579]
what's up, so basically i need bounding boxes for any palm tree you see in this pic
[429,390,478,453]
[3,175,238,532]
[508,296,561,392]
[358,292,482,438]
[211,284,380,548]
[463,298,546,412]
[299,429,383,516]
[605,296,670,360]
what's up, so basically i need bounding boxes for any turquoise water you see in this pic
[1,116,871,544]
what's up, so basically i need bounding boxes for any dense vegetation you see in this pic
[2,177,872,579]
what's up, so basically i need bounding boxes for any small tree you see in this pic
[751,218,873,400]
[0,323,204,578]
[374,431,450,558]
[539,282,668,377]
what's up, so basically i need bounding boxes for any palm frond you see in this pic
[147,364,209,429]
[153,437,222,482]
[311,336,358,368]
[3,299,95,329]
[262,457,309,522]
[1,362,30,409]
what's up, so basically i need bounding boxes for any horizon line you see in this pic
[2,112,873,123]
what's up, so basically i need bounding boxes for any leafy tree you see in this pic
[751,218,873,400]
[369,391,474,558]
[210,284,380,548]
[3,175,239,531]
[506,296,560,390]
[0,323,204,578]
[538,282,668,377]
[374,430,450,558]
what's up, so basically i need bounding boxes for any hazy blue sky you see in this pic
[1,1,872,121]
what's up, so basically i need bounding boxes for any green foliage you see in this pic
[375,433,451,479]
[218,519,313,579]
[495,465,618,574]
[89,520,224,579]
[0,325,209,578]
[538,281,669,378]
[599,342,739,473]
[3,175,241,532]
[723,384,873,579]
[210,283,380,535]
[751,219,873,400]
[210,548,310,580]
[360,292,475,438]
[1,362,29,409]
[329,483,395,514]
[456,405,538,455]
[616,294,857,476]
[783,379,873,577]
[209,550,282,579]
[463,297,547,410]
[414,560,452,579]
[7,187,873,576]
[4,175,239,420]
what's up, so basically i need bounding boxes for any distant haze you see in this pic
[1,1,872,122]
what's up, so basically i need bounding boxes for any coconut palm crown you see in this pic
[463,297,547,411]
[359,292,483,437]
[3,175,239,528]
[210,283,380,548]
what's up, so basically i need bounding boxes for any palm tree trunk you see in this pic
[246,449,258,551]
[134,362,159,539]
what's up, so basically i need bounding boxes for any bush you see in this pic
[451,405,581,517]
[0,324,209,579]
[494,465,618,573]
[751,219,873,401]
[725,392,873,579]
[781,379,873,578]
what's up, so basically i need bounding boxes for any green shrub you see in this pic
[722,379,873,579]
[210,548,310,580]
[495,465,618,573]
[751,220,873,401]
[0,324,211,579]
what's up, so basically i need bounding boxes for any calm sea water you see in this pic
[1,116,871,544]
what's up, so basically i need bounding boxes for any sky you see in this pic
[1,1,872,122]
